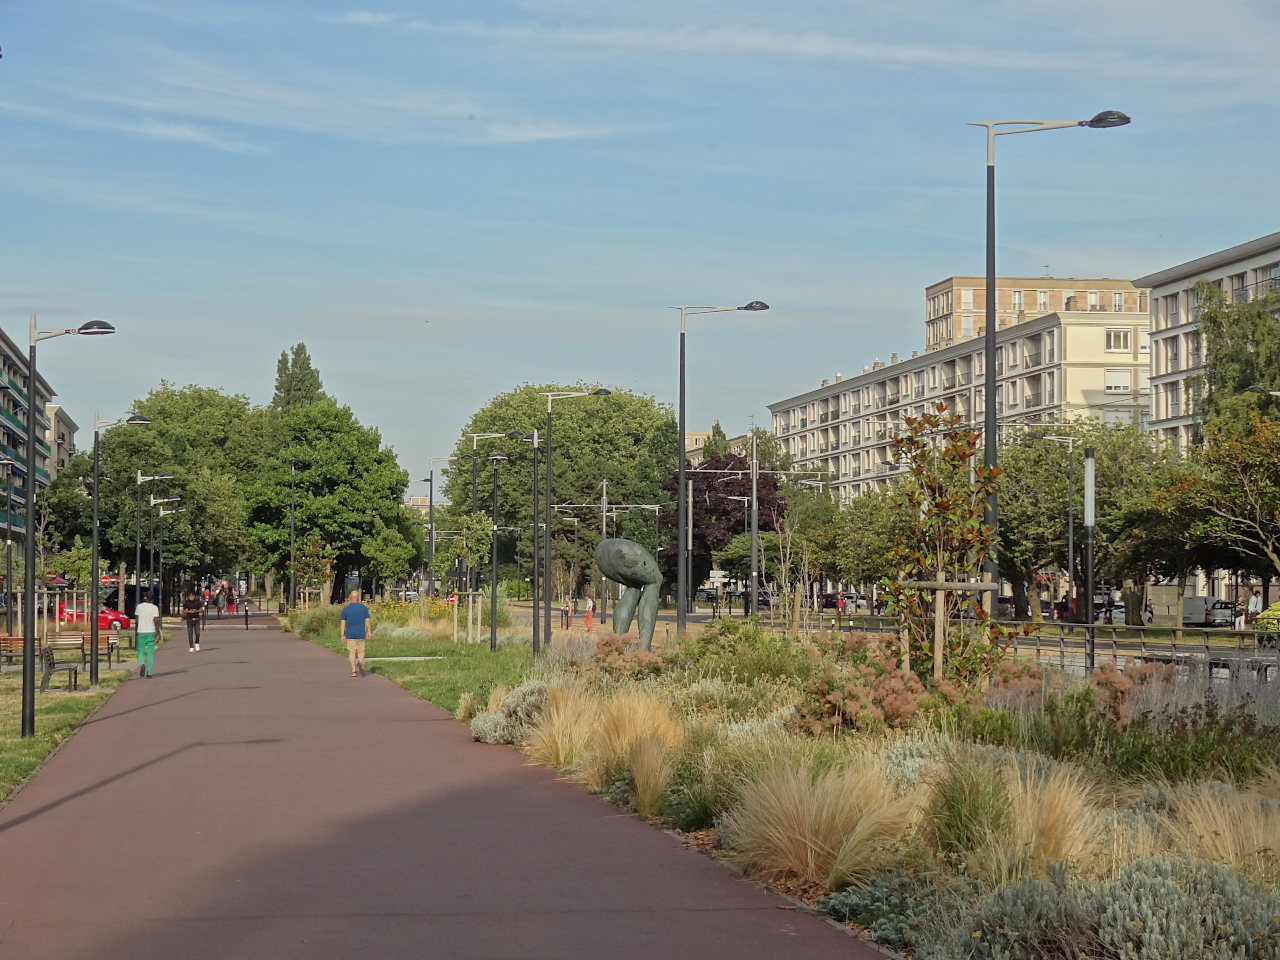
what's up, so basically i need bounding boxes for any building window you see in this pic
[1046,330,1056,362]
[1105,328,1131,352]
[1088,291,1100,310]
[913,372,924,397]
[1046,372,1055,404]
[1038,290,1048,313]
[961,314,973,337]
[961,288,973,310]
[1012,290,1023,312]
[928,366,937,388]
[1112,292,1124,312]
[1105,369,1132,393]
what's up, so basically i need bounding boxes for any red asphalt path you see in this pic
[0,616,881,960]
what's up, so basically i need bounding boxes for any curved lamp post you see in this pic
[671,302,769,632]
[136,471,173,611]
[966,111,1129,582]
[149,494,181,617]
[91,413,149,684]
[540,388,609,654]
[157,503,185,628]
[511,432,540,645]
[22,316,115,738]
[488,454,507,652]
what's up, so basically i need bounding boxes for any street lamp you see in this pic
[289,457,297,610]
[90,413,149,685]
[136,471,173,613]
[157,504,185,627]
[1084,446,1097,672]
[541,387,609,654]
[1246,384,1280,398]
[424,456,452,598]
[21,314,115,738]
[514,433,540,646]
[671,301,769,631]
[0,458,16,637]
[967,112,1129,583]
[488,454,507,652]
[1042,435,1075,621]
[150,495,181,617]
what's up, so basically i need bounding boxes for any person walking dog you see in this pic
[340,590,371,677]
[135,591,161,678]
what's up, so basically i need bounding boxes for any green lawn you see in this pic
[0,670,127,801]
[304,623,533,713]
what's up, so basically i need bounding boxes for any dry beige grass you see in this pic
[486,685,511,714]
[719,753,917,890]
[969,760,1105,885]
[630,732,681,819]
[577,689,685,794]
[1166,784,1280,884]
[454,692,477,722]
[525,682,600,771]
[1251,765,1280,804]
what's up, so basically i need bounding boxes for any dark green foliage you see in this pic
[936,871,1099,960]
[675,619,814,684]
[272,343,327,413]
[929,753,1011,857]
[821,871,976,951]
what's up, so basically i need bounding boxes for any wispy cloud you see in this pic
[338,10,397,26]
[404,18,1271,88]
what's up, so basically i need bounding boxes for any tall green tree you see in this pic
[702,421,730,459]
[248,398,409,601]
[272,343,327,413]
[1192,279,1280,433]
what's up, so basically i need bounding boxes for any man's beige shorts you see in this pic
[345,638,366,656]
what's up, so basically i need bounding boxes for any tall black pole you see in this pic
[149,505,155,598]
[4,470,12,637]
[426,471,435,599]
[530,444,539,653]
[983,148,999,583]
[1084,447,1096,673]
[470,455,479,592]
[543,405,553,653]
[289,459,296,609]
[135,476,142,610]
[677,320,687,633]
[1066,447,1074,620]
[157,510,165,620]
[490,459,500,652]
[90,427,101,685]
[749,432,759,617]
[21,340,38,738]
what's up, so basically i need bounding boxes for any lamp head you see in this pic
[739,301,770,312]
[76,320,116,336]
[589,387,611,396]
[1083,110,1130,129]
[521,432,536,442]
[1247,384,1266,394]
[489,454,508,464]
[506,431,524,440]
[125,415,150,425]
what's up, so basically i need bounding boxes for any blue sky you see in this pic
[2,0,1277,483]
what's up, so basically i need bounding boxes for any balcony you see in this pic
[887,393,901,405]
[941,375,956,389]
[959,371,973,385]
[1233,276,1280,304]
[1024,351,1041,368]
[995,362,1004,376]
[819,412,829,423]
[1169,400,1182,418]
[1167,355,1181,374]
[1188,350,1203,368]
[849,404,861,415]
[1025,391,1043,408]
[799,419,808,428]
[872,397,887,410]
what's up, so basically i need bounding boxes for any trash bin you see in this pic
[278,601,286,614]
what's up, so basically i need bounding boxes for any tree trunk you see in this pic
[1027,565,1043,623]
[1011,576,1029,620]
[264,570,274,602]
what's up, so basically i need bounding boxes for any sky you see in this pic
[2,0,1278,484]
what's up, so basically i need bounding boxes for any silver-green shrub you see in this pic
[469,681,548,745]
[469,711,514,744]
[1096,857,1280,960]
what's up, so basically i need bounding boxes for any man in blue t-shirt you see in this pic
[339,590,371,677]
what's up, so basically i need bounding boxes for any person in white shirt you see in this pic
[584,596,595,632]
[134,592,161,679]
[1248,590,1264,625]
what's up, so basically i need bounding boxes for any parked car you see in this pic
[59,601,131,631]
[996,596,1015,619]
[694,587,718,603]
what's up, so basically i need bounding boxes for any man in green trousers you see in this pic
[134,591,161,678]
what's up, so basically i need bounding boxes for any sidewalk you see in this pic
[0,614,879,960]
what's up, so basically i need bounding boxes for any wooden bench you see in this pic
[0,636,22,664]
[40,644,78,691]
[44,634,87,665]
[82,631,120,667]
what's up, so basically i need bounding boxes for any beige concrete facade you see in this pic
[1135,231,1280,451]
[0,325,57,546]
[925,276,1146,352]
[769,310,1150,503]
[46,404,78,477]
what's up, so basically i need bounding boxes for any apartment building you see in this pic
[925,276,1145,352]
[0,326,58,548]
[687,431,750,466]
[45,404,78,477]
[769,309,1149,502]
[1135,231,1280,450]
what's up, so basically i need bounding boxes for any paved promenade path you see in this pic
[0,614,879,960]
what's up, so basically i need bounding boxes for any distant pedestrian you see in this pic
[216,587,228,618]
[340,589,371,677]
[562,597,571,630]
[1248,589,1263,625]
[1144,599,1154,624]
[183,587,202,652]
[1235,595,1248,631]
[135,591,161,679]
[584,596,595,632]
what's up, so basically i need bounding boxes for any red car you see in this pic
[58,601,132,631]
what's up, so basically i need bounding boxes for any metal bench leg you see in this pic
[40,669,51,693]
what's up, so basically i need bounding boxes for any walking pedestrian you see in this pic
[135,591,161,679]
[340,589,371,677]
[584,596,595,632]
[183,586,202,652]
[216,587,228,618]
[562,596,571,630]
[1234,595,1247,631]
[1248,589,1263,626]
